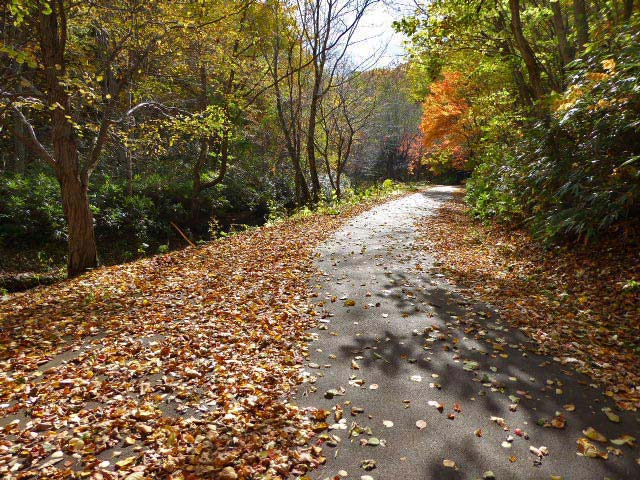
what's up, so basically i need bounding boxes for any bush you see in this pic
[466,149,522,224]
[517,24,640,241]
[0,173,65,244]
[466,20,640,243]
[92,179,159,241]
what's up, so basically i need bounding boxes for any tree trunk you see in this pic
[512,67,534,106]
[292,154,311,206]
[306,84,322,203]
[509,0,545,100]
[36,1,98,277]
[550,0,574,68]
[623,0,634,21]
[574,0,589,52]
[59,169,98,277]
[323,152,336,192]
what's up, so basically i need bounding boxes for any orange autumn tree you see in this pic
[414,71,477,175]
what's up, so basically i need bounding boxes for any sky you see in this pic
[349,1,412,68]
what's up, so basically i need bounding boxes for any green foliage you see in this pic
[91,180,158,241]
[623,279,640,292]
[466,152,523,224]
[381,179,395,190]
[456,10,640,242]
[0,173,65,244]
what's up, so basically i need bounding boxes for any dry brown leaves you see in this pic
[417,194,640,411]
[0,195,401,479]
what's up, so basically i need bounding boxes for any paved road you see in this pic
[297,187,639,480]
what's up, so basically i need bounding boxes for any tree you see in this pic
[509,0,545,100]
[574,0,590,51]
[317,69,376,198]
[297,0,378,202]
[264,0,313,205]
[417,71,476,173]
[1,1,172,275]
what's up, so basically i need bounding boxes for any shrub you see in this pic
[466,20,640,243]
[0,173,65,244]
[92,180,158,241]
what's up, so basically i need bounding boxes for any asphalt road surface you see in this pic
[297,187,640,480]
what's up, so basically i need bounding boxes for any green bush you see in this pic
[466,150,522,224]
[466,20,640,243]
[92,179,158,241]
[0,173,65,244]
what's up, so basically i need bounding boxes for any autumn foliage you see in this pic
[413,72,474,174]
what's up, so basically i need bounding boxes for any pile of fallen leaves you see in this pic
[0,195,401,479]
[417,193,640,411]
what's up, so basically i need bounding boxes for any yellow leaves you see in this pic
[601,58,616,72]
[585,72,610,82]
[67,437,85,451]
[576,437,608,459]
[610,435,635,447]
[115,455,138,468]
[124,473,147,480]
[554,84,585,112]
[132,407,157,421]
[583,427,607,443]
[602,407,620,423]
[218,467,238,480]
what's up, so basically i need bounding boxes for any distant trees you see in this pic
[417,72,474,174]
[298,0,378,202]
[317,70,376,198]
[265,0,378,204]
[347,66,423,183]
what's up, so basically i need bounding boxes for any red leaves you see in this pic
[416,71,476,173]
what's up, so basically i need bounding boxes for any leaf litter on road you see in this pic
[0,196,402,479]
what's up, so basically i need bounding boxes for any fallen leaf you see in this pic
[443,459,456,468]
[602,407,620,423]
[577,438,608,459]
[610,435,635,447]
[360,459,376,471]
[583,427,607,443]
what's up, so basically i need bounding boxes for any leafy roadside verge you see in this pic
[0,187,411,480]
[417,193,640,411]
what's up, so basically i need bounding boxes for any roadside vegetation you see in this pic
[397,0,640,243]
[1,0,426,291]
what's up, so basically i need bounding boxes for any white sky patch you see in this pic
[349,1,411,68]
